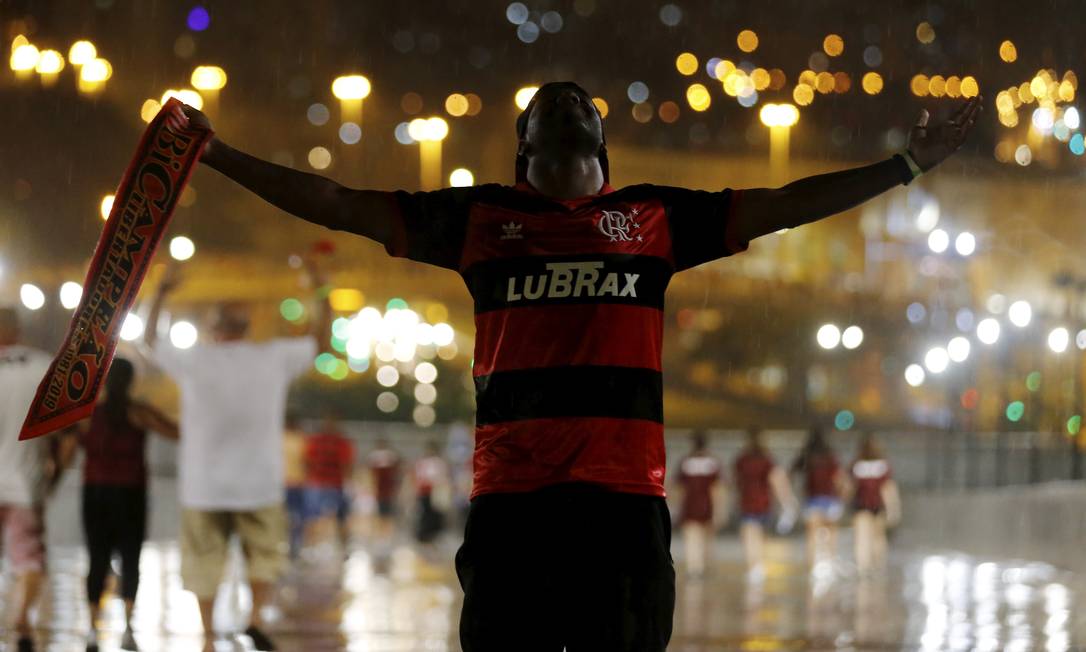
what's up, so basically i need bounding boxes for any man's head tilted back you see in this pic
[515,81,609,183]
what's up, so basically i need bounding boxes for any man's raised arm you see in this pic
[173,104,400,246]
[730,96,982,243]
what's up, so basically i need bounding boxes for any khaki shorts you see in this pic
[180,505,287,599]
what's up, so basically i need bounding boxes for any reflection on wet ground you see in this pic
[1,536,1082,650]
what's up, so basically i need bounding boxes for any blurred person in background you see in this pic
[734,426,799,582]
[0,307,66,652]
[75,357,178,652]
[792,426,846,572]
[366,437,402,545]
[142,264,330,652]
[171,80,979,650]
[302,415,356,557]
[282,413,308,560]
[413,440,451,548]
[672,431,725,578]
[849,433,901,575]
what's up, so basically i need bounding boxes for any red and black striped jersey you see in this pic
[384,181,745,498]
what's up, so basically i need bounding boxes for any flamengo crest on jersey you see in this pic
[596,208,643,242]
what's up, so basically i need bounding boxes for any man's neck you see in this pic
[526,156,604,200]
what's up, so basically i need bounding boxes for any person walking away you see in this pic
[77,358,178,652]
[849,433,901,575]
[673,431,725,578]
[734,426,799,581]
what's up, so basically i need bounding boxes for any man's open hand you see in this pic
[907,95,983,172]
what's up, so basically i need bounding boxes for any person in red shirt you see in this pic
[77,358,177,652]
[673,431,724,577]
[303,420,356,553]
[734,426,798,580]
[849,433,901,574]
[172,81,979,650]
[366,438,402,543]
[791,426,845,570]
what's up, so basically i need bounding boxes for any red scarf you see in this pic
[20,98,211,440]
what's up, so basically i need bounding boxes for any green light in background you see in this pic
[386,297,408,311]
[331,317,350,340]
[1068,415,1082,436]
[1006,401,1025,422]
[280,298,304,321]
[834,410,855,431]
[1026,371,1042,392]
[314,352,337,375]
[329,359,349,380]
[331,336,347,353]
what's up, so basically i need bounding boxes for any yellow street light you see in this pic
[331,74,371,125]
[10,43,39,80]
[35,49,64,86]
[759,103,799,184]
[408,117,449,190]
[68,40,96,66]
[515,86,539,110]
[100,194,115,221]
[191,65,226,114]
[78,57,112,94]
[140,99,162,123]
[161,89,203,111]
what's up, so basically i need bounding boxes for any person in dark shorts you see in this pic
[792,426,845,570]
[673,431,724,577]
[77,358,178,652]
[171,81,979,650]
[849,433,900,574]
[734,426,798,580]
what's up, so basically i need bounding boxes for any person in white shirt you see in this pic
[0,306,65,652]
[143,266,329,652]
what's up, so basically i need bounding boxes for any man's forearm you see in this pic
[203,139,396,243]
[738,156,910,241]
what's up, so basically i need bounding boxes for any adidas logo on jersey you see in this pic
[500,221,523,240]
[506,261,640,302]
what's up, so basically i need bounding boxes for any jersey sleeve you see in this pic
[384,186,484,270]
[651,185,747,271]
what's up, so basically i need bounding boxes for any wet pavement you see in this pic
[2,527,1083,651]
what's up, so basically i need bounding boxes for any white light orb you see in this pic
[924,347,949,373]
[841,325,864,350]
[904,363,926,387]
[1048,327,1070,353]
[376,365,400,387]
[947,336,971,362]
[414,362,438,384]
[927,228,949,253]
[816,324,841,349]
[20,284,45,310]
[976,318,1001,345]
[169,236,195,261]
[1008,300,1032,328]
[954,232,976,256]
[432,323,455,346]
[59,281,83,310]
[169,321,198,349]
[120,314,144,341]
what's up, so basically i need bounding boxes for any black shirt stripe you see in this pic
[474,365,664,425]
